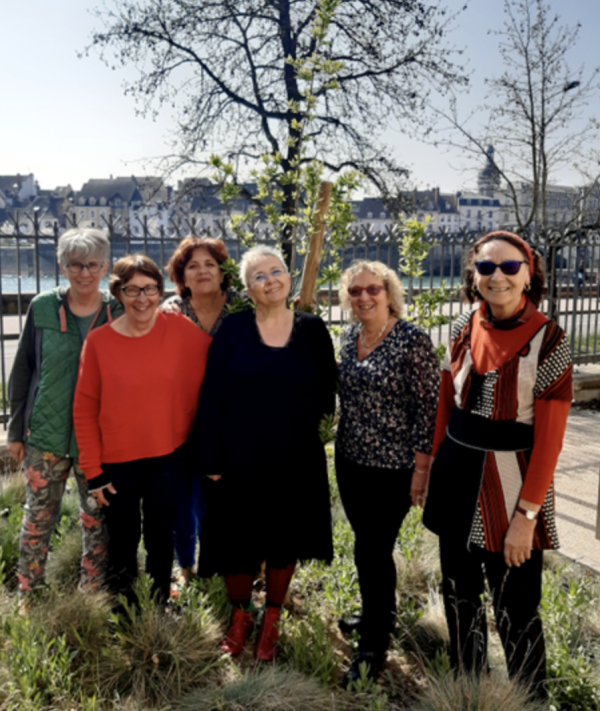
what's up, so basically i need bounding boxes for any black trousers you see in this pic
[439,537,547,700]
[335,449,412,652]
[102,447,184,605]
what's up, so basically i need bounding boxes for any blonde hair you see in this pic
[339,260,404,322]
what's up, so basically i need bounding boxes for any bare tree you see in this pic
[85,0,467,202]
[432,0,600,232]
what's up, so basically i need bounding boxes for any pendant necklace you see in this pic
[360,318,389,350]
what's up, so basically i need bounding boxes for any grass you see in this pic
[174,667,336,711]
[0,456,596,709]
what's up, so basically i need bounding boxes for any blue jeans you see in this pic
[102,446,184,605]
[174,470,206,570]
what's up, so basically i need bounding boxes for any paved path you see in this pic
[554,408,600,572]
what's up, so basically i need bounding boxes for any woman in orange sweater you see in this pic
[423,232,572,701]
[73,254,212,606]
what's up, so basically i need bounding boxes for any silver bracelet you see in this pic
[414,468,428,474]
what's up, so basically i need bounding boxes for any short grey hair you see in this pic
[57,228,110,267]
[239,245,288,288]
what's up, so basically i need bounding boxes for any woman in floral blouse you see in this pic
[336,260,440,685]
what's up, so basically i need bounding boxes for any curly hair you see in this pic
[167,235,231,297]
[339,260,404,321]
[462,232,547,308]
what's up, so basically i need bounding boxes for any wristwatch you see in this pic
[516,505,537,521]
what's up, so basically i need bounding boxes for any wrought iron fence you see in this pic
[0,213,599,427]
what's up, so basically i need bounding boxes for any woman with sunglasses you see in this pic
[423,231,572,700]
[73,254,212,607]
[193,244,337,661]
[336,260,440,685]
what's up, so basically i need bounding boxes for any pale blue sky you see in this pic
[1,0,598,192]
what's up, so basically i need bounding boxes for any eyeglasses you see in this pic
[348,285,386,298]
[474,260,527,276]
[121,284,160,297]
[66,261,104,274]
[252,268,287,285]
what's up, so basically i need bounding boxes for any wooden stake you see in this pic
[298,181,333,310]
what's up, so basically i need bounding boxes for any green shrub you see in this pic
[189,573,231,623]
[2,615,78,709]
[279,610,340,687]
[541,566,600,710]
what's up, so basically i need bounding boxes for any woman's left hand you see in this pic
[503,514,536,567]
[410,469,429,507]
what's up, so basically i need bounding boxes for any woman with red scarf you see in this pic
[424,232,572,701]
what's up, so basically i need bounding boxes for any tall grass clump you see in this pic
[45,527,83,592]
[175,667,335,711]
[30,588,112,690]
[414,672,548,711]
[398,585,449,664]
[101,576,223,705]
[0,472,26,511]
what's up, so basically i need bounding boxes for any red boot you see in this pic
[255,606,281,661]
[221,607,254,655]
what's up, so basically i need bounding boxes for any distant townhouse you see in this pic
[72,176,172,234]
[0,174,39,232]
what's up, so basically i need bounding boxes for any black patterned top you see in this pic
[160,291,247,337]
[337,320,440,469]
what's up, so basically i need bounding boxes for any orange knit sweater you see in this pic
[73,311,212,481]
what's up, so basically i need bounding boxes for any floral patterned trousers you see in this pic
[18,444,107,595]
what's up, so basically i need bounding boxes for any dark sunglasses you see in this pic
[475,260,527,276]
[348,285,386,298]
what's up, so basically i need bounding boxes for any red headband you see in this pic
[478,231,535,278]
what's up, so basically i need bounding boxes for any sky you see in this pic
[1,0,599,194]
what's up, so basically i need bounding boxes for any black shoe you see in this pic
[343,650,385,688]
[338,613,362,635]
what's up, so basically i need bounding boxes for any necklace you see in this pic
[359,318,389,350]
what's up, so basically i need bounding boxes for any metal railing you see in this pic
[1,213,599,426]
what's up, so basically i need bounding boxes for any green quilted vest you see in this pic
[27,288,119,458]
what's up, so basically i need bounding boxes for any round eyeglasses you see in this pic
[122,284,160,297]
[251,268,287,285]
[66,261,104,274]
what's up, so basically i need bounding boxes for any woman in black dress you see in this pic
[193,245,337,661]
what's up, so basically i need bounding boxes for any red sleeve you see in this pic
[73,336,104,481]
[432,369,455,456]
[519,398,571,504]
